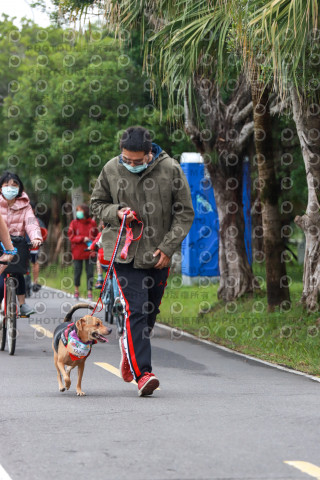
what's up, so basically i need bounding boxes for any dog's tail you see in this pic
[64,303,94,322]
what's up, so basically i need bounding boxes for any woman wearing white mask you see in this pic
[0,171,42,316]
[67,204,98,301]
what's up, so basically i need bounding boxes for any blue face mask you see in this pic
[76,211,85,219]
[122,163,148,174]
[2,186,19,200]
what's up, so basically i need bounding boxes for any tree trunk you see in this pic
[205,159,255,301]
[251,196,264,262]
[291,86,320,311]
[251,81,290,309]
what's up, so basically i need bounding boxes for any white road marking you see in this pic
[0,464,13,480]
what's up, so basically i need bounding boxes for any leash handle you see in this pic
[120,227,134,260]
[120,210,144,260]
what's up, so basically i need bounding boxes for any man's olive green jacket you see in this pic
[90,148,195,269]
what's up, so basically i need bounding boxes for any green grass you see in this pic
[38,264,95,299]
[39,262,320,376]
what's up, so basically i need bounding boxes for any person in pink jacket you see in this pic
[0,171,42,316]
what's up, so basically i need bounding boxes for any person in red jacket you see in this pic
[67,204,98,300]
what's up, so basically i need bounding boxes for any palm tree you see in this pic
[249,0,319,310]
[250,74,291,308]
[109,0,291,308]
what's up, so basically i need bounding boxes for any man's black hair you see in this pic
[120,126,152,154]
[0,171,24,197]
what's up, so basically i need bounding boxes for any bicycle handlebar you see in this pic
[0,243,43,266]
[27,243,43,248]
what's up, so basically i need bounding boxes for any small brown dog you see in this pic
[52,303,111,396]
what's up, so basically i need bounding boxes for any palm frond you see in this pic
[248,0,319,99]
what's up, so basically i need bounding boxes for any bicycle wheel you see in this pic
[113,297,124,335]
[6,276,17,355]
[0,306,6,351]
[101,274,114,324]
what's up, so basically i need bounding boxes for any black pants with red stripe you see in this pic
[114,261,169,381]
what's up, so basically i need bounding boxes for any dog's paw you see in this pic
[65,378,71,390]
[59,387,65,392]
[76,391,86,396]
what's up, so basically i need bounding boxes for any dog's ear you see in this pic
[76,318,85,332]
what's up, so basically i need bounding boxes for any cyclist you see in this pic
[0,172,42,316]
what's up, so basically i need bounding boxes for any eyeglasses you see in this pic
[121,154,148,166]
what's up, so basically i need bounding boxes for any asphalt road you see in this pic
[0,287,320,480]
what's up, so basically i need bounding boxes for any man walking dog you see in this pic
[91,126,194,396]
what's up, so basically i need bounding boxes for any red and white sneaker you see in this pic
[119,336,133,383]
[138,373,160,397]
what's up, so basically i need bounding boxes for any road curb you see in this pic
[41,286,320,384]
[155,322,320,383]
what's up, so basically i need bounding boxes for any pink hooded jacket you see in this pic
[0,191,42,241]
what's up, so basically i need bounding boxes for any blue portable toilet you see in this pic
[181,153,252,285]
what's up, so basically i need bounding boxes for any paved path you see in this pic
[0,287,320,480]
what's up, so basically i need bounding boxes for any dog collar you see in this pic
[61,322,96,361]
[67,329,92,360]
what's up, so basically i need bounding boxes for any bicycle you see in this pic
[0,241,39,355]
[101,267,125,335]
[87,242,125,335]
